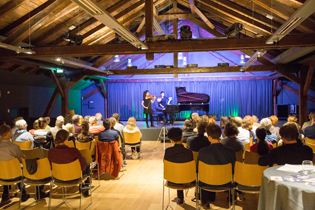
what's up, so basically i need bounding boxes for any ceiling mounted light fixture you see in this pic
[114,55,120,62]
[183,57,187,66]
[225,23,243,38]
[0,42,35,54]
[127,58,132,67]
[178,52,183,60]
[240,49,266,72]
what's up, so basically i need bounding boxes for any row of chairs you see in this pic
[0,158,92,210]
[163,160,268,210]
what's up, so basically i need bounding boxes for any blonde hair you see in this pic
[126,117,137,130]
[192,113,199,121]
[244,115,254,125]
[208,118,215,124]
[287,115,298,123]
[242,118,253,131]
[64,123,74,134]
[270,115,278,125]
[89,116,97,124]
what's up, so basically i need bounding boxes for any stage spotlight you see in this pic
[180,25,192,40]
[114,55,120,62]
[63,33,83,45]
[178,52,183,60]
[224,23,243,38]
[127,58,132,67]
[240,54,245,64]
[182,57,187,66]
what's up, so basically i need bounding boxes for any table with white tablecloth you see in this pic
[258,166,315,210]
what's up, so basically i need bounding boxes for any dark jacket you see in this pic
[186,134,210,152]
[164,144,193,163]
[220,137,244,152]
[98,129,119,144]
[182,129,197,143]
[304,124,315,139]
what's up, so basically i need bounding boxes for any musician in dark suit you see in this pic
[164,127,194,205]
[152,97,165,124]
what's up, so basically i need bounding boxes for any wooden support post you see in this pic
[43,88,59,117]
[145,0,154,60]
[299,70,308,126]
[173,1,178,68]
[62,89,70,117]
[273,79,278,116]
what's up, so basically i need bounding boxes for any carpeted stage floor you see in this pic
[2,141,262,210]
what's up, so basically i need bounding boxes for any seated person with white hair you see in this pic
[191,112,199,129]
[231,117,250,144]
[64,123,76,144]
[49,116,64,138]
[253,118,277,144]
[12,119,34,149]
[95,113,103,127]
[89,116,104,134]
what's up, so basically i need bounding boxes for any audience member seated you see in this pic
[258,124,313,166]
[220,116,228,138]
[241,118,254,138]
[89,116,104,134]
[48,130,91,197]
[33,117,54,149]
[29,120,39,136]
[252,115,260,128]
[198,124,236,208]
[0,125,30,206]
[109,117,127,166]
[98,119,119,143]
[254,118,277,144]
[72,115,82,138]
[182,119,196,143]
[84,115,90,123]
[191,112,199,129]
[208,118,216,125]
[209,114,217,122]
[49,116,64,138]
[244,115,257,133]
[12,119,34,148]
[95,113,103,127]
[304,113,315,139]
[77,121,94,142]
[287,115,298,123]
[232,117,250,144]
[45,117,51,131]
[187,118,210,151]
[164,127,194,205]
[302,112,314,130]
[11,117,23,135]
[113,113,124,132]
[64,123,76,144]
[250,127,273,156]
[269,115,280,139]
[221,122,244,152]
[123,117,142,159]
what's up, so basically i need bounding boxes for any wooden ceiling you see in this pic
[0,0,314,79]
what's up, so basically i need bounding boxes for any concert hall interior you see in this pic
[1,0,315,209]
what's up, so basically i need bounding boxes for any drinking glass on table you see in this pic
[302,160,314,174]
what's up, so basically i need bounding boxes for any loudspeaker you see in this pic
[277,105,289,119]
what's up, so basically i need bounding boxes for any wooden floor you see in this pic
[1,141,259,210]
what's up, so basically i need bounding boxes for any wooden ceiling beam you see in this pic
[7,64,22,72]
[0,0,56,36]
[3,0,73,45]
[88,65,278,76]
[145,0,154,60]
[192,5,215,29]
[0,0,25,19]
[303,62,315,95]
[189,0,195,13]
[23,67,38,74]
[2,34,315,57]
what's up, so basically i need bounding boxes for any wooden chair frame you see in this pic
[79,149,100,192]
[244,151,260,164]
[123,131,142,160]
[22,148,42,159]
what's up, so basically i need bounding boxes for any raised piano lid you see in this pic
[175,87,210,104]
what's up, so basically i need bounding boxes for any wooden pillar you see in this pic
[61,89,70,117]
[145,0,154,60]
[43,88,59,117]
[173,1,178,68]
[273,79,278,116]
[299,70,308,125]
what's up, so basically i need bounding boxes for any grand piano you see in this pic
[163,87,210,121]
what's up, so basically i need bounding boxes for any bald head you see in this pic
[233,117,242,127]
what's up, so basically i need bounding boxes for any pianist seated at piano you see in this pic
[152,97,166,124]
[182,119,197,143]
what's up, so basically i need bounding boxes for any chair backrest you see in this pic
[0,158,22,180]
[235,150,243,162]
[313,153,315,165]
[272,143,277,149]
[90,140,96,156]
[234,161,268,187]
[22,158,51,180]
[75,141,91,150]
[95,135,99,142]
[243,143,251,159]
[164,160,196,184]
[13,141,32,150]
[22,147,42,159]
[198,162,232,186]
[192,151,198,164]
[244,150,260,164]
[123,131,141,144]
[79,149,92,163]
[51,159,82,181]
[305,137,315,145]
[306,142,315,153]
[42,148,49,158]
[182,143,187,148]
[66,140,75,148]
[249,137,253,145]
[119,136,122,147]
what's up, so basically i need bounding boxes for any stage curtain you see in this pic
[108,80,272,121]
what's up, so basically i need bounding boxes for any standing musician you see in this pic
[141,90,156,128]
[159,91,173,124]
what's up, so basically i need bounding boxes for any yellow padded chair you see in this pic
[305,137,315,145]
[234,161,268,193]
[50,159,92,210]
[307,143,315,153]
[66,140,75,148]
[235,150,243,163]
[272,143,277,149]
[13,141,32,150]
[22,148,42,159]
[123,131,141,159]
[244,151,260,164]
[182,143,187,148]
[21,158,52,207]
[163,160,196,210]
[79,149,100,192]
[192,151,199,165]
[197,162,234,209]
[243,143,251,159]
[76,141,92,150]
[42,148,49,158]
[0,158,23,209]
